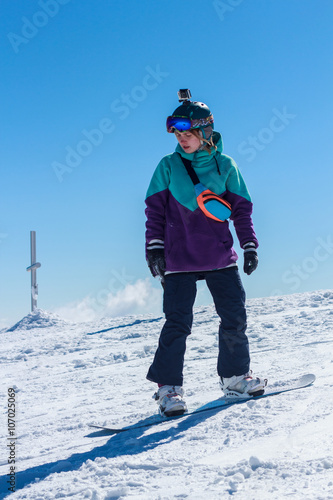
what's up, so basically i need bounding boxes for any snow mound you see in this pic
[6,308,68,332]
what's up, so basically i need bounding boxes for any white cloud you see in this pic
[53,278,163,323]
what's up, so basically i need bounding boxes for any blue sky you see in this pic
[1,0,333,327]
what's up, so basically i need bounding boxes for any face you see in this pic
[174,130,201,154]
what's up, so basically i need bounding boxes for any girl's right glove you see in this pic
[243,242,258,275]
[147,248,166,278]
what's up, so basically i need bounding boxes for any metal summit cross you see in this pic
[26,231,41,312]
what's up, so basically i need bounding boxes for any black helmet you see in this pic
[166,89,214,137]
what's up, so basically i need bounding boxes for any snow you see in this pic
[1,290,333,499]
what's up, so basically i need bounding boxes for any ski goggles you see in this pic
[166,114,214,133]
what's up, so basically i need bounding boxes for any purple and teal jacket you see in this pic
[145,132,258,275]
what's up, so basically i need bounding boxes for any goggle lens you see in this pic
[166,116,192,132]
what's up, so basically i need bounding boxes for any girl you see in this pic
[145,90,266,417]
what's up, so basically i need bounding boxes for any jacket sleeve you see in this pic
[224,160,259,249]
[145,158,171,257]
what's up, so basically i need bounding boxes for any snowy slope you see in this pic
[1,290,333,499]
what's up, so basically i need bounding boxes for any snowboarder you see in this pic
[145,89,266,417]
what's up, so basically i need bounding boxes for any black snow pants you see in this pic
[147,268,250,386]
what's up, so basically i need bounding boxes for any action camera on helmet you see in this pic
[177,89,192,102]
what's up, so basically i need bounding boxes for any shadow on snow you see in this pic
[0,407,223,498]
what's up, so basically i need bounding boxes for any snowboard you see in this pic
[89,373,315,435]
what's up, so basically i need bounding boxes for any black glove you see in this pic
[147,248,166,278]
[243,242,258,275]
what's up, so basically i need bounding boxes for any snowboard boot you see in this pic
[153,385,187,417]
[220,371,267,398]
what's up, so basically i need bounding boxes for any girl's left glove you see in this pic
[243,242,258,275]
[147,248,166,278]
